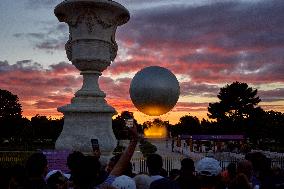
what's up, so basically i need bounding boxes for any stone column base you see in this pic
[55,111,117,159]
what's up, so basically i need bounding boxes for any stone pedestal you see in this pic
[54,0,130,159]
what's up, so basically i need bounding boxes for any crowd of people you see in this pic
[0,125,283,189]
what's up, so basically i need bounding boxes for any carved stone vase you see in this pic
[54,0,129,159]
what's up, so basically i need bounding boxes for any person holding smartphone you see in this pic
[91,139,101,159]
[97,122,139,188]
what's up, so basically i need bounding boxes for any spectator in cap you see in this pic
[195,157,225,189]
[46,170,69,189]
[133,174,152,189]
[111,175,136,189]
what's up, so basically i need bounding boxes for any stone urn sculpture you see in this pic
[54,0,130,159]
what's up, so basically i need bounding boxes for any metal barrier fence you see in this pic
[271,157,284,169]
[131,156,184,174]
[0,152,283,173]
[131,156,284,174]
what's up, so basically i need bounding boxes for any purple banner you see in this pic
[43,150,71,173]
[180,135,244,140]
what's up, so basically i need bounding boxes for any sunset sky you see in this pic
[0,0,284,124]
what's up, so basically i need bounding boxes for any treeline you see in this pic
[1,81,284,151]
[0,115,63,150]
[112,110,284,152]
[112,82,284,152]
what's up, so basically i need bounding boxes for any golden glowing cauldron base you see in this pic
[142,106,169,116]
[144,125,167,139]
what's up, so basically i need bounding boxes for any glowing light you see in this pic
[144,125,167,139]
[142,106,168,116]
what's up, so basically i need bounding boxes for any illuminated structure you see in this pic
[130,66,180,116]
[144,125,167,139]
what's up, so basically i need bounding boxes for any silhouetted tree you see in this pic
[29,115,63,140]
[247,109,284,151]
[171,114,200,136]
[208,82,262,126]
[0,89,25,138]
[0,89,22,120]
[143,118,170,129]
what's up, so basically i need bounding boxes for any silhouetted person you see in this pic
[67,152,101,189]
[237,160,253,186]
[150,178,180,189]
[169,169,180,181]
[175,158,200,189]
[8,165,26,189]
[106,154,135,178]
[133,174,152,189]
[67,151,85,188]
[245,152,274,189]
[196,157,225,189]
[270,167,284,189]
[228,173,252,189]
[111,175,136,189]
[46,171,68,189]
[147,153,180,189]
[100,122,139,187]
[146,154,164,182]
[221,162,237,187]
[23,152,48,189]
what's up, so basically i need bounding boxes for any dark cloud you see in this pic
[180,82,219,97]
[26,0,61,9]
[100,76,131,99]
[111,0,284,84]
[0,60,80,106]
[4,0,284,118]
[34,95,71,109]
[0,60,43,72]
[259,88,284,102]
[0,60,135,116]
[118,0,284,50]
[19,0,284,85]
[13,23,68,52]
[48,61,74,72]
[174,102,209,112]
[14,33,45,39]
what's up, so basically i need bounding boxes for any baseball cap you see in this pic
[196,157,222,176]
[45,170,71,181]
[133,174,151,189]
[112,175,136,189]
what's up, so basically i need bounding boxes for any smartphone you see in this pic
[91,139,99,151]
[125,118,134,128]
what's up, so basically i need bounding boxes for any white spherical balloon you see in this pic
[130,66,180,116]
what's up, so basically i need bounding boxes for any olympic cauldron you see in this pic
[130,66,180,116]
